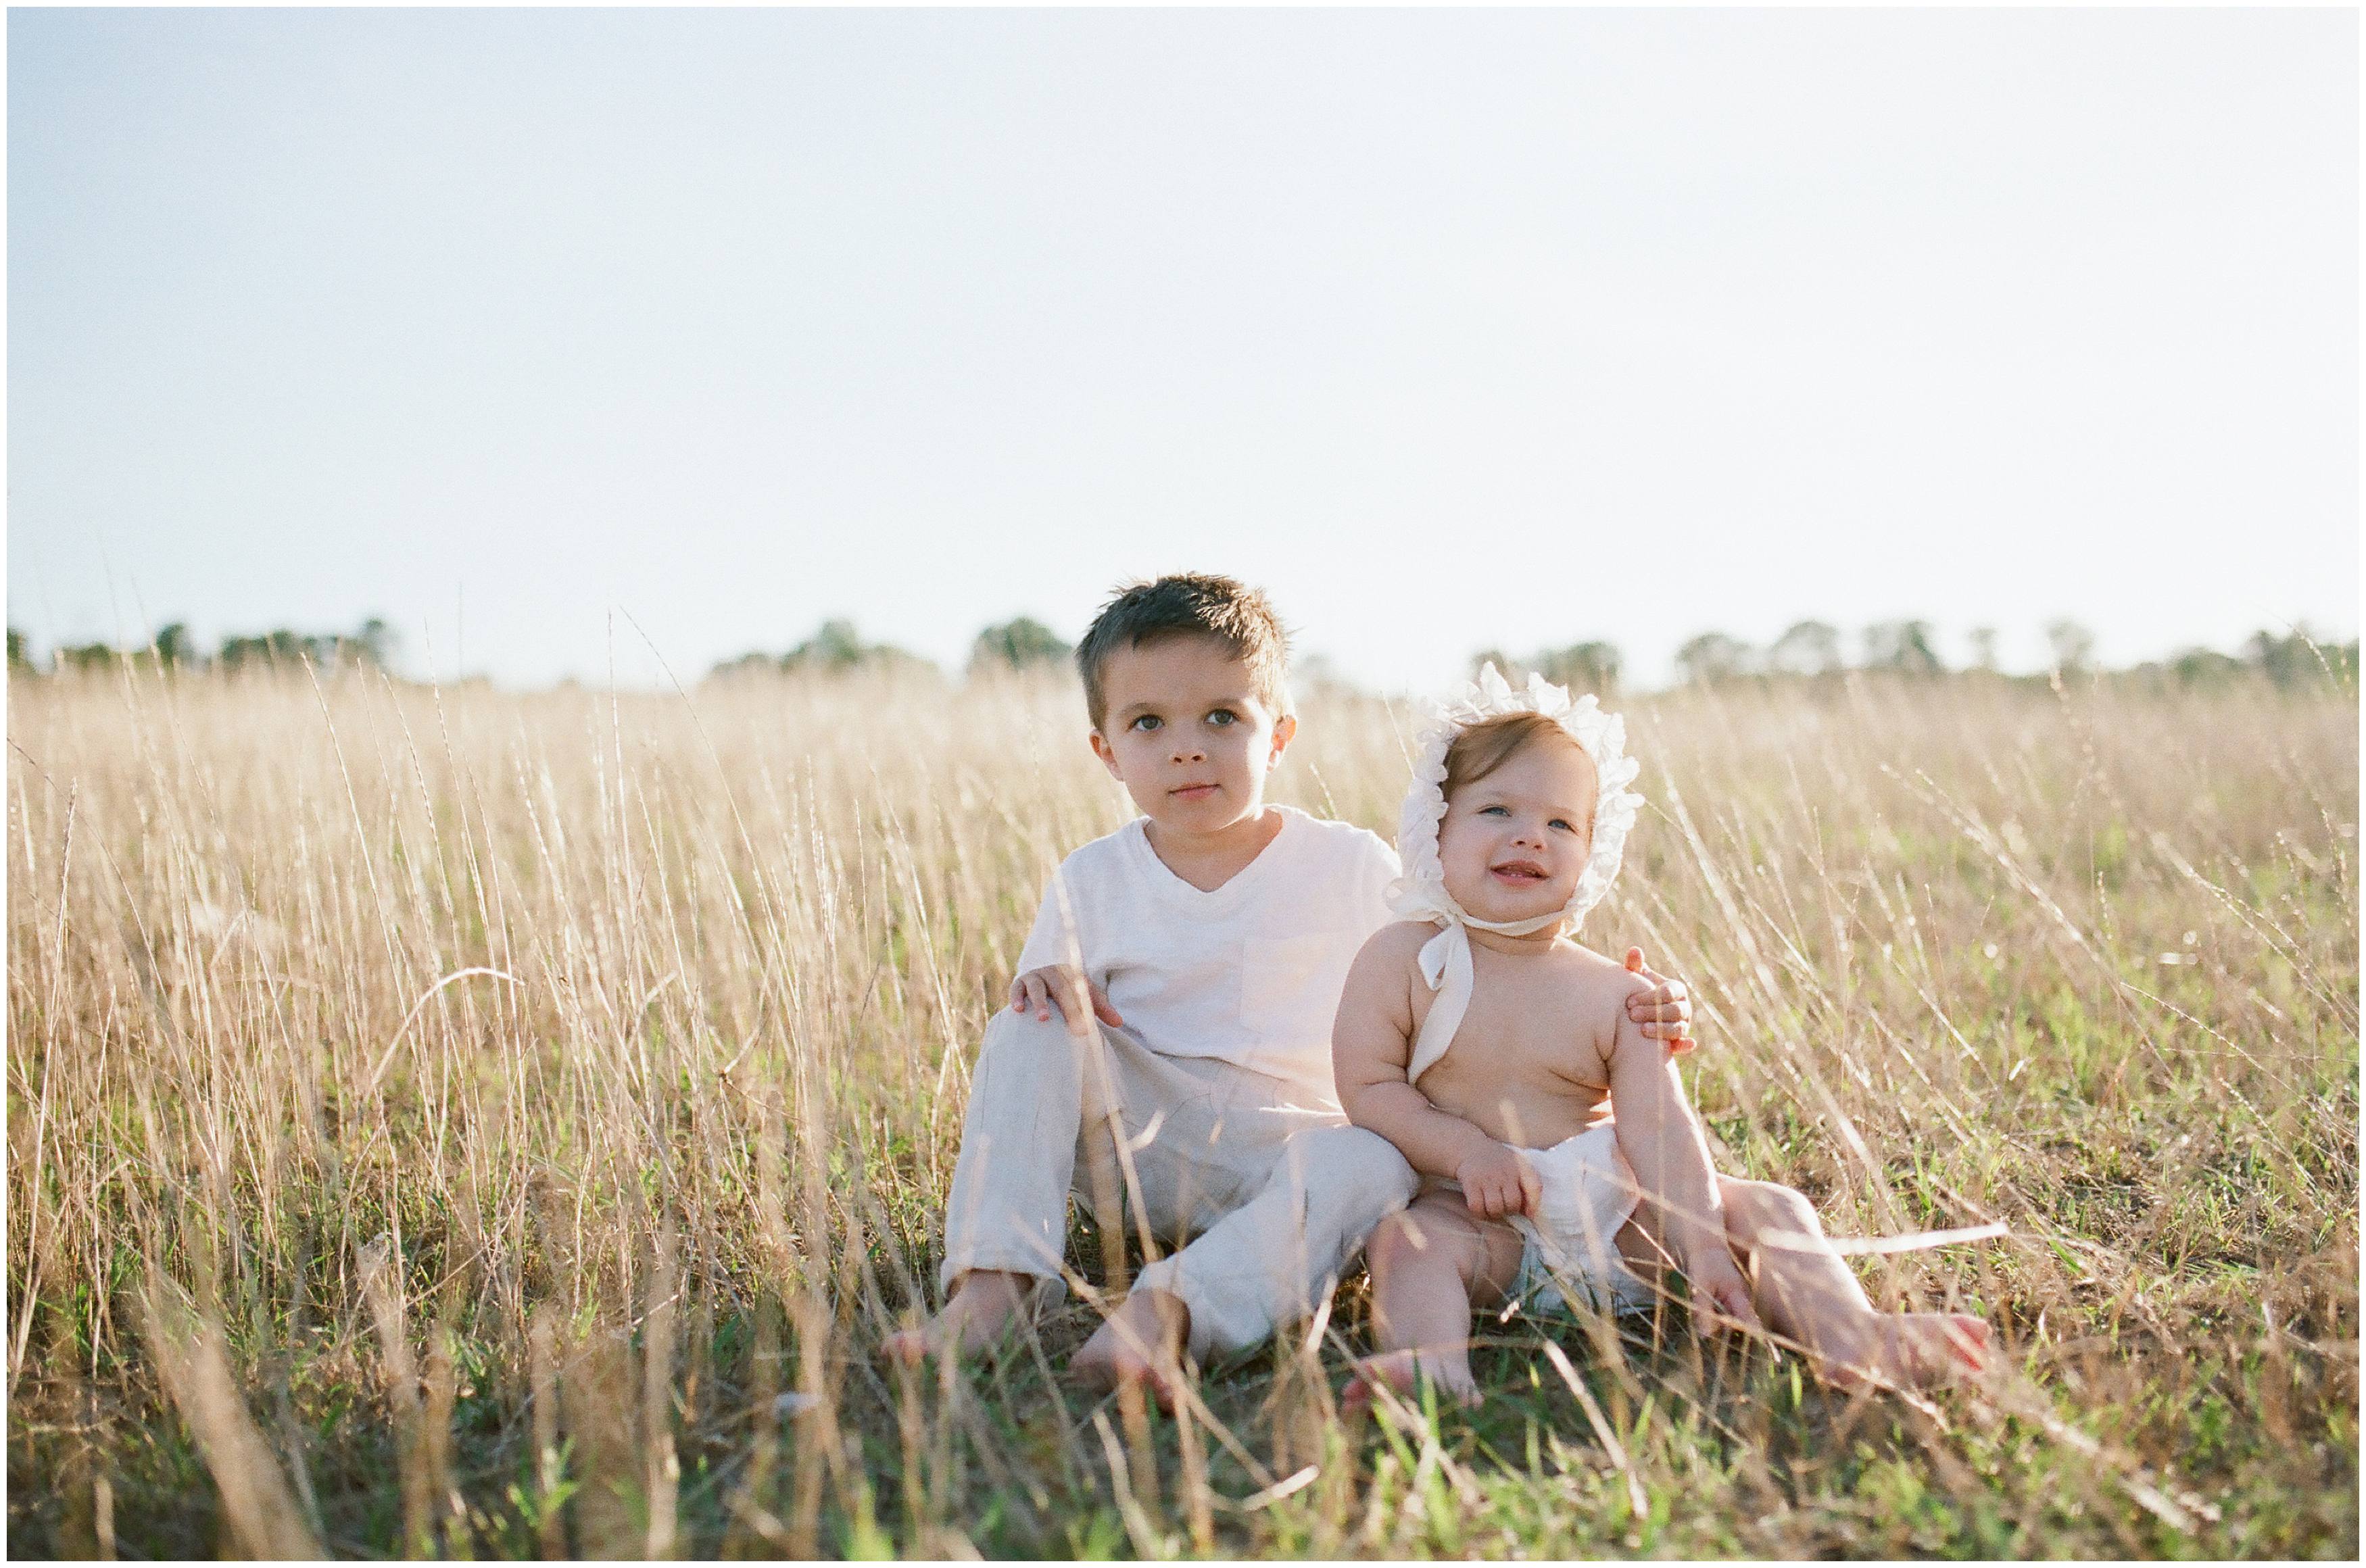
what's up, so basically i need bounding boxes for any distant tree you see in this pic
[7,629,27,670]
[344,617,395,668]
[1535,641,1622,695]
[2170,646,2246,686]
[1862,620,1943,677]
[1468,642,1619,693]
[782,619,870,671]
[151,622,201,668]
[707,651,780,679]
[969,616,1071,676]
[58,642,120,672]
[1673,631,1755,687]
[2243,626,2354,689]
[2045,619,2096,675]
[219,629,328,672]
[1966,627,2000,673]
[1768,620,1842,678]
[778,620,932,676]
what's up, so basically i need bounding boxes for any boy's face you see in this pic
[1436,735,1597,925]
[1090,635,1295,836]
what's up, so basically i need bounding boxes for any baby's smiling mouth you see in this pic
[1490,859,1548,881]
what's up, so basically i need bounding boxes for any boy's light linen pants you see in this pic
[940,1007,1418,1359]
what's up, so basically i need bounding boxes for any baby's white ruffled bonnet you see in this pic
[1389,663,1645,1083]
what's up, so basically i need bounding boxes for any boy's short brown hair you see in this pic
[1076,574,1291,731]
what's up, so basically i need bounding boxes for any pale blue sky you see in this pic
[9,9,2357,690]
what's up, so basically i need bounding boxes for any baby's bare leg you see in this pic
[1617,1177,1989,1389]
[1717,1178,1988,1388]
[1348,1193,1523,1410]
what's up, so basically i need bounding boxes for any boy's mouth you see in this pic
[1490,859,1548,883]
[1170,783,1220,802]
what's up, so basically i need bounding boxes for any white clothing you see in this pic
[1506,1125,1656,1317]
[940,1007,1419,1356]
[1015,805,1399,1112]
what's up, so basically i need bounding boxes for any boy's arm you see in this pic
[1008,864,1122,1027]
[1333,931,1541,1219]
[1601,996,1760,1327]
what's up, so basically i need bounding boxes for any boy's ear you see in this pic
[1269,712,1299,761]
[1088,729,1125,779]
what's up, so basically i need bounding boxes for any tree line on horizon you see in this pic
[708,614,2355,695]
[1481,618,2356,693]
[8,618,399,678]
[11,614,2353,695]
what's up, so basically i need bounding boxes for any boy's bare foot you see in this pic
[1812,1312,1991,1392]
[1071,1288,1189,1408]
[1341,1348,1480,1416]
[883,1270,1030,1368]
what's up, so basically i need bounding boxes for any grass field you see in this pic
[5,663,2357,1559]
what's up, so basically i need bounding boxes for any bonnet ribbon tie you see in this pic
[1407,906,1563,1084]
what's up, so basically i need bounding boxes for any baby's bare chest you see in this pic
[1409,971,1618,1140]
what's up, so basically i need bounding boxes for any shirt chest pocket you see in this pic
[1239,932,1349,1037]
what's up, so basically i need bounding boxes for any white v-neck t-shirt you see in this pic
[1014,805,1401,1111]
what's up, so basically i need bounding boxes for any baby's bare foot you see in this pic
[883,1271,1029,1368]
[1813,1313,1990,1392]
[1342,1348,1480,1416]
[1071,1289,1190,1410]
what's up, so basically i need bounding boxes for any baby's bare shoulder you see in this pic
[1545,941,1653,1006]
[1356,919,1438,966]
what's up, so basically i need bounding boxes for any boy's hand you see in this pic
[1009,964,1124,1029]
[1623,947,1696,1054]
[1455,1142,1541,1221]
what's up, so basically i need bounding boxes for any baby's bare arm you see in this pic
[1601,994,1743,1290]
[1333,931,1540,1218]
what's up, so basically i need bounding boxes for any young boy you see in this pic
[887,577,1695,1394]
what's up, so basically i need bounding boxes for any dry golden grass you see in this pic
[5,662,2357,1557]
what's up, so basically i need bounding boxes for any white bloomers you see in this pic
[1504,1124,1658,1319]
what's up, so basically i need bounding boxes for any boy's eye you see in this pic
[1130,714,1163,733]
[1206,709,1237,727]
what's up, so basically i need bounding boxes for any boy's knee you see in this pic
[977,1004,1091,1073]
[1286,1123,1420,1210]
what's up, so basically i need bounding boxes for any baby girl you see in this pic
[1332,666,1989,1405]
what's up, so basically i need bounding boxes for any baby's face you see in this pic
[1090,634,1293,836]
[1436,734,1597,925]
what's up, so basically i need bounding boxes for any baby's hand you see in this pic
[1455,1142,1541,1221]
[1009,964,1124,1029]
[1686,1254,1762,1337]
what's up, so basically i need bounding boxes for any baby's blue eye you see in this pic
[1550,818,1576,832]
[1130,714,1163,732]
[1479,805,1510,818]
